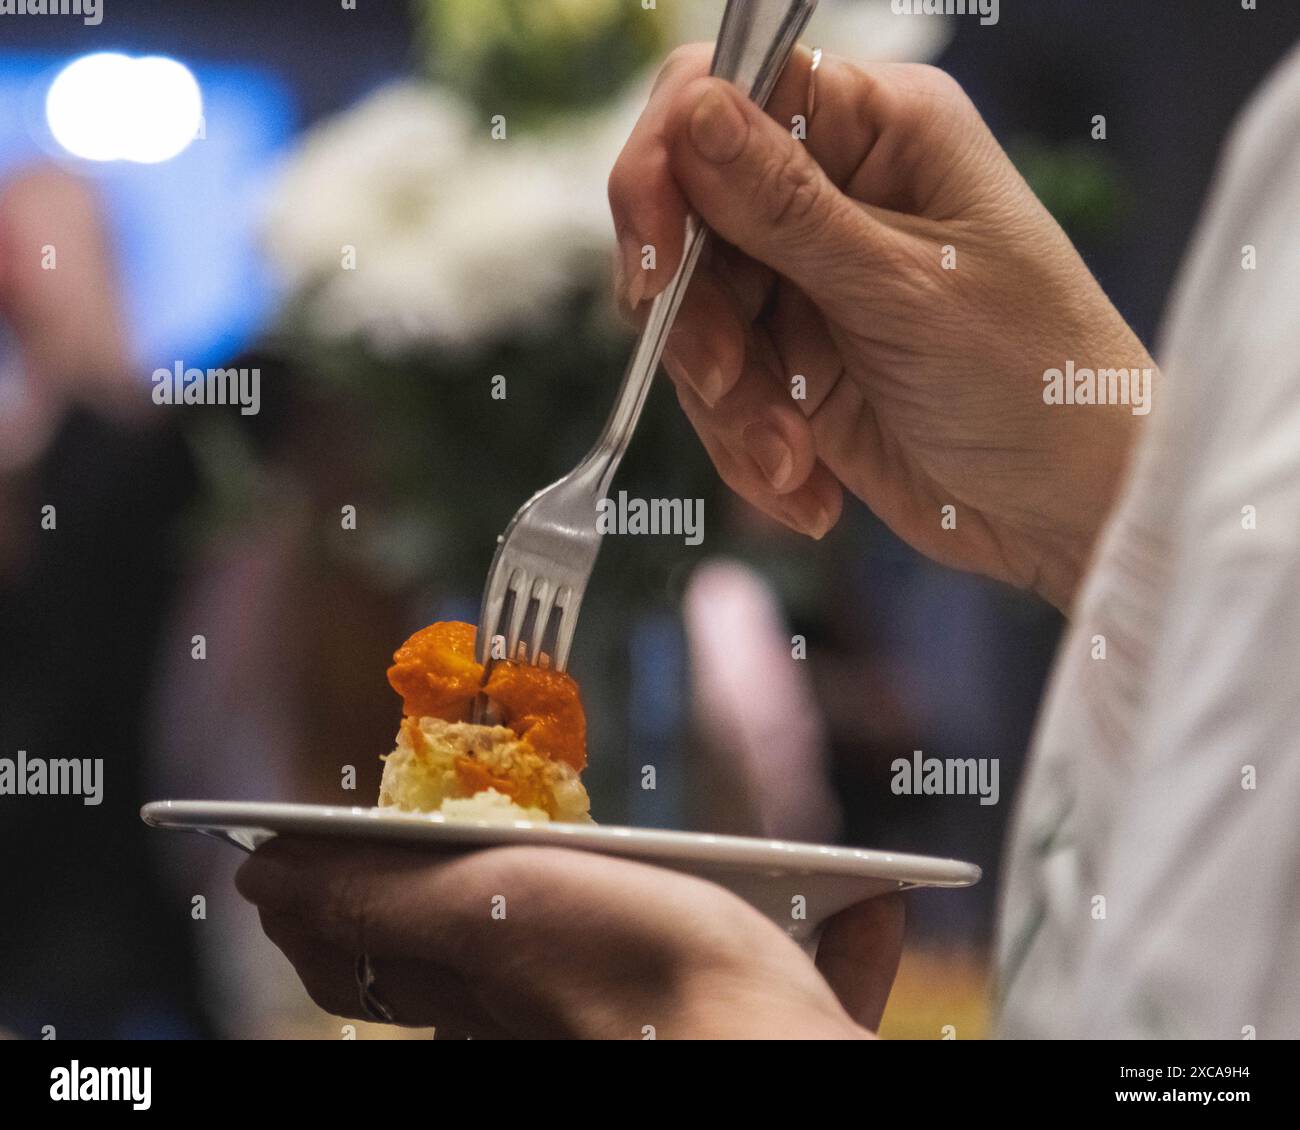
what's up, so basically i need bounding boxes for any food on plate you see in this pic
[379,621,591,823]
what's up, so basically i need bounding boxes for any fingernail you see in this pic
[665,331,728,407]
[806,505,834,540]
[699,364,727,407]
[744,422,795,491]
[780,502,832,540]
[689,86,748,164]
[621,238,647,309]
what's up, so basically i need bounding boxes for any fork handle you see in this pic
[588,0,819,495]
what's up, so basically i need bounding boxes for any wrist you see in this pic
[667,962,874,1040]
[1030,352,1156,615]
[672,999,872,1039]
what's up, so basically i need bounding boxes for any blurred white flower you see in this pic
[264,81,640,355]
[263,2,950,356]
[671,0,955,62]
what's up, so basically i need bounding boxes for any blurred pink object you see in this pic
[684,559,841,843]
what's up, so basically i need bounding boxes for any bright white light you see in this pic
[46,53,203,164]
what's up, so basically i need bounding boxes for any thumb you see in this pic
[668,77,887,323]
[814,893,906,1032]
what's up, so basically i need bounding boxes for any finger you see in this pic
[672,321,818,497]
[613,48,997,306]
[659,265,747,407]
[258,909,510,1037]
[240,839,765,1039]
[672,378,842,540]
[257,908,362,1021]
[769,55,1007,219]
[617,239,778,410]
[839,62,1003,219]
[666,76,896,328]
[763,282,844,419]
[608,43,712,311]
[612,237,771,338]
[815,893,906,1032]
[237,839,639,984]
[241,842,577,1035]
[609,43,829,311]
[708,238,775,322]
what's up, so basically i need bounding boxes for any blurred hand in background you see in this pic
[0,166,134,575]
[0,166,133,434]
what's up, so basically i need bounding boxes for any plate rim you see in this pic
[141,799,982,888]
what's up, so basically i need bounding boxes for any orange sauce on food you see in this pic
[387,621,586,770]
[452,756,518,799]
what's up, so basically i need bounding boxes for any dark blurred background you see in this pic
[1,0,1297,1039]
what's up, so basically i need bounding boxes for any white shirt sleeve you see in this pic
[1073,50,1300,1038]
[998,45,1300,1039]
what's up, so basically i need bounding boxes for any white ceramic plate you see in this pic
[141,800,981,944]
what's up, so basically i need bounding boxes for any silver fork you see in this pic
[474,0,819,693]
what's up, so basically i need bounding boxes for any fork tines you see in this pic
[480,567,575,672]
